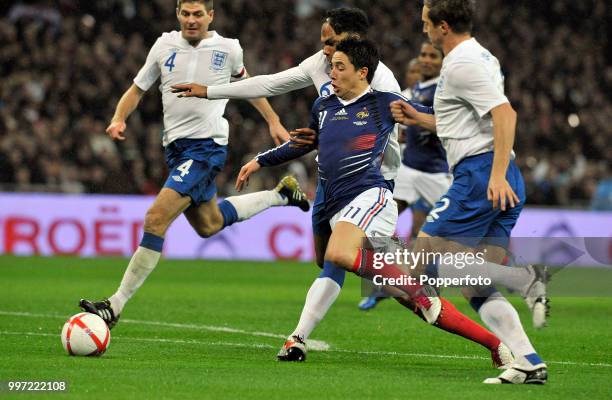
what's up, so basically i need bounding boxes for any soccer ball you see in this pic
[61,312,110,356]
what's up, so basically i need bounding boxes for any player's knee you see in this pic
[193,216,224,238]
[144,207,170,236]
[324,248,353,271]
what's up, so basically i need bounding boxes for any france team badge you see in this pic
[210,50,228,70]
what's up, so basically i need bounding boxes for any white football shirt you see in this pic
[433,38,512,169]
[207,50,402,179]
[134,31,245,147]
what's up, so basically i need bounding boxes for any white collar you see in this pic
[337,86,372,106]
[180,30,217,48]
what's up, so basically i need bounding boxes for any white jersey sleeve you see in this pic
[371,61,402,181]
[133,37,163,91]
[370,62,401,93]
[448,62,508,117]
[229,39,246,79]
[207,66,312,99]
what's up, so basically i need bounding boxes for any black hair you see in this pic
[325,8,369,37]
[335,38,379,83]
[424,0,475,34]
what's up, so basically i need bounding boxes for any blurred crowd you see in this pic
[0,0,610,208]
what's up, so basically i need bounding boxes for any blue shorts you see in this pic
[163,138,228,206]
[421,152,525,248]
[413,198,432,213]
[312,178,331,237]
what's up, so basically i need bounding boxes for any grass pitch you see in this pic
[0,255,611,399]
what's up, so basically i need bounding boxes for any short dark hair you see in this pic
[325,8,369,37]
[335,38,379,83]
[424,0,475,34]
[177,0,213,11]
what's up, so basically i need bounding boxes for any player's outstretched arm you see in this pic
[106,84,145,141]
[390,100,436,132]
[488,102,520,211]
[288,128,317,146]
[171,83,207,98]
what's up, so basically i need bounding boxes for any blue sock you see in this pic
[218,200,238,228]
[319,261,346,287]
[524,353,544,365]
[140,232,164,252]
[468,286,499,312]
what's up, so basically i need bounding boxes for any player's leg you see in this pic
[409,199,430,240]
[80,188,191,327]
[279,181,345,361]
[358,163,416,309]
[413,170,451,240]
[185,175,310,238]
[419,153,546,383]
[81,139,223,326]
[325,187,513,367]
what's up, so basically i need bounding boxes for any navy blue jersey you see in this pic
[310,89,431,219]
[402,79,449,173]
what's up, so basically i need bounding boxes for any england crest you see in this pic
[210,50,228,70]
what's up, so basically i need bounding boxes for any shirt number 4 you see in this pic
[165,52,177,72]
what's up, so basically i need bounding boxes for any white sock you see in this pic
[109,246,161,314]
[290,277,341,340]
[226,191,287,221]
[437,260,534,295]
[478,293,536,358]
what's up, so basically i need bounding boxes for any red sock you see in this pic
[431,297,500,351]
[352,248,423,298]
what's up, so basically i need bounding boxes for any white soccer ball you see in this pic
[61,312,111,356]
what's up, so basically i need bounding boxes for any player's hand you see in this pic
[235,159,261,191]
[487,175,520,211]
[106,120,127,141]
[289,128,317,146]
[268,120,290,146]
[390,100,418,126]
[171,83,208,98]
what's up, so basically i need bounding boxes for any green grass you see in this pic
[0,255,611,399]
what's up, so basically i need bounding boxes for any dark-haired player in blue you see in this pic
[359,40,450,311]
[237,38,513,370]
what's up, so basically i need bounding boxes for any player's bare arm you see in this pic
[171,82,208,98]
[106,84,145,141]
[390,100,436,132]
[288,128,317,146]
[488,102,520,211]
[235,159,261,191]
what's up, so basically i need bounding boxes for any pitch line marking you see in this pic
[1,310,610,368]
[0,310,329,351]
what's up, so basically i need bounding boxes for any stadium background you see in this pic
[1,2,612,398]
[0,0,610,209]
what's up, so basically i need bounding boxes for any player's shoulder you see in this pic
[158,30,183,45]
[299,50,326,72]
[312,92,338,110]
[207,31,242,51]
[372,88,407,103]
[447,38,499,67]
[371,61,400,92]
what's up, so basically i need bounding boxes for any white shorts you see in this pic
[393,164,452,206]
[330,187,398,237]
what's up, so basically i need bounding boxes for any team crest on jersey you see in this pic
[356,108,369,119]
[210,50,228,70]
